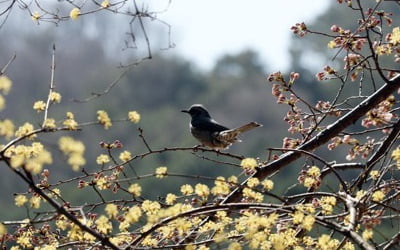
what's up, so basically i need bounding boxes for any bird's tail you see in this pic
[232,122,262,133]
[216,122,262,144]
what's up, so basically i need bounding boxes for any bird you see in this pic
[182,104,262,150]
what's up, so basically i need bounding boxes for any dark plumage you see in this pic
[182,104,262,149]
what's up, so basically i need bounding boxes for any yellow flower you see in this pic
[58,136,86,171]
[242,187,263,202]
[97,110,112,129]
[302,215,315,231]
[262,179,274,191]
[96,177,109,190]
[30,196,41,209]
[0,94,4,110]
[31,11,41,21]
[240,157,258,170]
[101,0,110,8]
[63,112,78,130]
[372,190,385,202]
[246,177,260,188]
[0,75,12,94]
[370,170,380,180]
[180,184,193,195]
[0,119,15,139]
[96,154,110,165]
[56,215,69,230]
[327,40,336,49]
[119,150,132,162]
[362,229,373,240]
[128,183,142,197]
[15,194,28,207]
[95,215,112,234]
[356,190,367,200]
[105,204,118,218]
[0,223,6,236]
[141,200,161,215]
[343,241,355,250]
[195,183,210,198]
[155,166,168,178]
[166,193,177,205]
[307,166,320,177]
[392,147,400,161]
[228,242,242,250]
[70,8,80,20]
[303,177,315,188]
[49,91,62,103]
[390,27,400,45]
[33,100,46,112]
[43,118,56,129]
[292,210,304,224]
[15,122,36,139]
[16,231,32,248]
[128,111,141,123]
[125,206,142,223]
[227,175,238,184]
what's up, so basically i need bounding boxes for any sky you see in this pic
[155,0,331,71]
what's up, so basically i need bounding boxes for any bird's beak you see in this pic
[181,109,189,113]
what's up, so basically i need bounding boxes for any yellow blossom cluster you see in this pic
[300,165,321,189]
[320,196,337,215]
[0,75,12,110]
[101,0,110,8]
[291,210,315,231]
[15,194,28,207]
[68,219,96,242]
[195,183,210,199]
[95,215,112,234]
[0,223,6,236]
[362,229,373,240]
[369,170,380,180]
[128,183,142,197]
[0,119,15,139]
[261,179,274,191]
[155,166,168,178]
[69,8,80,20]
[371,190,385,202]
[119,150,132,162]
[33,100,46,112]
[242,187,263,202]
[96,176,110,190]
[63,112,78,130]
[96,154,110,165]
[15,122,36,139]
[43,118,57,129]
[105,204,118,218]
[58,136,86,171]
[180,184,194,195]
[211,176,231,196]
[141,200,161,216]
[49,91,62,103]
[391,147,400,169]
[389,27,400,46]
[0,75,12,94]
[4,142,52,174]
[165,193,177,205]
[240,157,258,171]
[97,110,112,129]
[128,110,141,123]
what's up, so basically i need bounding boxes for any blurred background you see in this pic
[1,0,398,220]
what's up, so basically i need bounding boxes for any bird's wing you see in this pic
[192,117,229,132]
[216,122,262,143]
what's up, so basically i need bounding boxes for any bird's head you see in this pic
[181,104,211,118]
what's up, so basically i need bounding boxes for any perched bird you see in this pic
[182,104,262,150]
